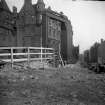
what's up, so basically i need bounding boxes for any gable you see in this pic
[18,2,36,25]
[19,1,35,17]
[0,0,10,12]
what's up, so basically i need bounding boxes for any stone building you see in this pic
[0,0,74,63]
[0,0,16,47]
[72,45,79,63]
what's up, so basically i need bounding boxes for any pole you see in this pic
[28,47,30,67]
[41,46,42,63]
[11,47,13,69]
[41,21,43,63]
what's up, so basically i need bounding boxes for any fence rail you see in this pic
[0,47,54,68]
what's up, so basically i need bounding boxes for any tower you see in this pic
[36,0,45,25]
[36,0,45,12]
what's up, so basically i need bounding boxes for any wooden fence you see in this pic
[0,47,54,68]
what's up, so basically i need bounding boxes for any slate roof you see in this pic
[0,0,10,12]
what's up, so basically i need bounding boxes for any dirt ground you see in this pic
[0,63,105,105]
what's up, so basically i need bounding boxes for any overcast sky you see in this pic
[6,0,105,53]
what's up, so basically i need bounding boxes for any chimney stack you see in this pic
[13,6,17,13]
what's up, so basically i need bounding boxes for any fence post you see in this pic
[45,49,46,60]
[11,47,13,69]
[41,47,42,63]
[28,47,30,67]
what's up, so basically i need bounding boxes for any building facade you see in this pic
[0,0,74,63]
[0,0,16,47]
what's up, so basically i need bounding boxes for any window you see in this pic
[48,18,61,40]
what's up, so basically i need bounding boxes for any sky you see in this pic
[5,0,105,53]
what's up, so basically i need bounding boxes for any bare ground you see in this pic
[0,64,105,105]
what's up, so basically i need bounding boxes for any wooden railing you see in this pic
[0,47,54,68]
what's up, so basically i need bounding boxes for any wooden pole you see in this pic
[41,21,43,63]
[11,47,13,69]
[28,47,30,67]
[41,47,42,63]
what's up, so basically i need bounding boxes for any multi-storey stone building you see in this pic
[0,0,16,47]
[0,0,75,63]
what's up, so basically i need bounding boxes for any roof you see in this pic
[37,0,44,3]
[19,0,36,16]
[0,0,10,12]
[43,8,69,23]
[0,0,3,10]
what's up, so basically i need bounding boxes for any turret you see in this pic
[36,0,45,26]
[36,0,45,12]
